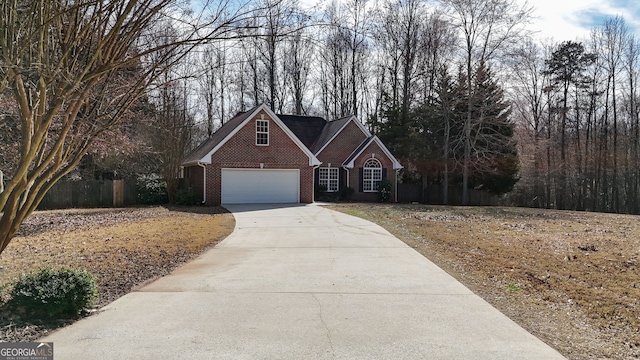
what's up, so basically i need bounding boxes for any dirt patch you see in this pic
[0,206,235,342]
[328,203,640,360]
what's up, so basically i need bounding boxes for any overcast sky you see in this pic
[528,0,640,41]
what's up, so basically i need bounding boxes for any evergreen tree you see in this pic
[542,41,596,208]
[377,93,423,161]
[464,62,519,194]
[412,67,462,202]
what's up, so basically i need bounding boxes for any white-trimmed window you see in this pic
[363,158,382,192]
[256,120,269,145]
[319,167,339,192]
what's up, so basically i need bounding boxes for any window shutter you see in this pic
[314,167,320,185]
[382,168,387,179]
[339,168,345,190]
[359,168,363,192]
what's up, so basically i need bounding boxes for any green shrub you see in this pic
[314,183,327,200]
[377,179,392,202]
[175,187,197,205]
[339,186,355,201]
[137,174,168,204]
[11,267,99,319]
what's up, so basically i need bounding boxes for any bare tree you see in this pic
[199,42,228,136]
[625,34,640,212]
[0,0,255,254]
[600,17,628,212]
[252,0,299,112]
[319,0,371,119]
[440,0,531,204]
[509,39,549,207]
[283,15,314,115]
[151,80,194,203]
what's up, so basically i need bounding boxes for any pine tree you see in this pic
[543,41,596,208]
[461,62,519,195]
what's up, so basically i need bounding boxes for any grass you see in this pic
[328,203,640,360]
[0,206,235,341]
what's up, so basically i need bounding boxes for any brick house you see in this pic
[181,104,402,205]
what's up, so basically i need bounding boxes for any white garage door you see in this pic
[221,169,300,204]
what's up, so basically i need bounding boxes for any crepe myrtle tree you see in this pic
[0,0,259,254]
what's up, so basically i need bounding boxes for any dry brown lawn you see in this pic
[0,206,235,341]
[3,202,639,359]
[328,203,640,360]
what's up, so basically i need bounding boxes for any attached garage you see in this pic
[221,168,300,204]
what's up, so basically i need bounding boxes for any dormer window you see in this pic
[256,120,269,146]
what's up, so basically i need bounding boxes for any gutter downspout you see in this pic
[197,162,207,204]
[342,166,350,190]
[312,164,320,202]
[395,169,400,203]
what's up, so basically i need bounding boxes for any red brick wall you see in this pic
[204,110,314,205]
[316,121,367,165]
[347,141,398,202]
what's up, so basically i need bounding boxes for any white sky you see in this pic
[527,0,640,41]
[294,0,640,41]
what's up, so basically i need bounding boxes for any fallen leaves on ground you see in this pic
[0,205,235,342]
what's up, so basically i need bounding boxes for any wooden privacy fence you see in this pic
[38,179,137,210]
[397,183,499,206]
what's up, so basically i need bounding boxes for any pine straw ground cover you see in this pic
[0,206,235,342]
[328,204,640,360]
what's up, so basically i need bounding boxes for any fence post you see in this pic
[113,180,124,207]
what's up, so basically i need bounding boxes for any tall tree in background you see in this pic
[374,0,456,177]
[283,14,314,115]
[319,0,370,119]
[375,0,427,159]
[254,0,298,112]
[151,81,194,203]
[440,0,530,204]
[624,33,640,213]
[509,39,551,207]
[599,17,628,213]
[199,42,228,136]
[543,41,595,209]
[147,25,196,203]
[412,66,461,204]
[464,62,518,194]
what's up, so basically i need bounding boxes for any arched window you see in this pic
[363,158,382,192]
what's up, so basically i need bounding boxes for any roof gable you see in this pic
[312,116,371,155]
[182,104,320,166]
[343,136,403,170]
[182,107,257,165]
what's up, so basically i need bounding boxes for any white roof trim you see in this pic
[314,115,372,156]
[343,136,403,170]
[199,104,321,166]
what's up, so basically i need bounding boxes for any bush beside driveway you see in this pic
[0,206,234,342]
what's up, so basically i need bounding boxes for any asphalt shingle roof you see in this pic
[182,106,371,166]
[182,107,258,165]
[277,114,327,149]
[342,136,375,167]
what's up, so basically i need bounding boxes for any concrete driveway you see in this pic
[42,204,566,359]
